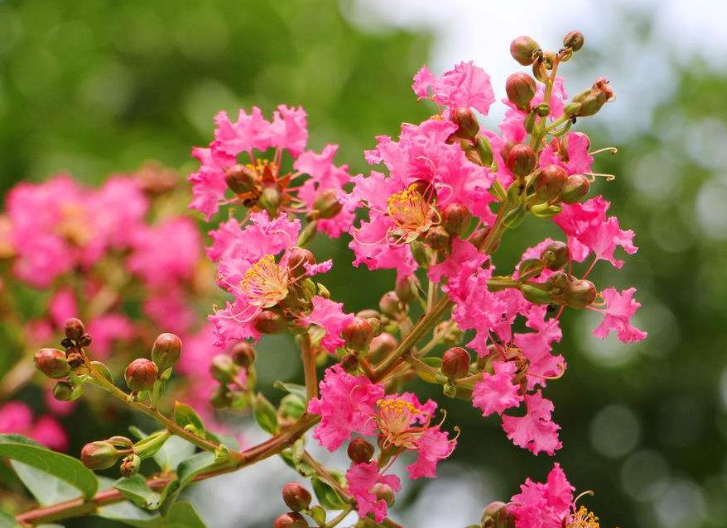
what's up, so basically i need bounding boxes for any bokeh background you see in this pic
[2,0,727,527]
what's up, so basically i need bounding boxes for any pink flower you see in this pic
[428,239,487,285]
[301,296,354,353]
[509,463,574,528]
[270,105,308,157]
[539,132,593,175]
[473,361,523,417]
[213,107,273,156]
[188,146,233,220]
[412,62,495,117]
[514,321,565,391]
[0,402,68,451]
[86,314,135,359]
[31,416,68,451]
[406,427,456,479]
[499,77,567,144]
[346,461,401,523]
[49,289,78,328]
[144,289,197,335]
[308,365,385,451]
[502,391,562,456]
[575,216,637,268]
[592,287,647,343]
[127,217,202,288]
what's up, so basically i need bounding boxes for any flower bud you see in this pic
[559,174,590,204]
[120,454,141,478]
[379,291,401,317]
[282,483,312,512]
[313,189,343,219]
[372,483,396,507]
[340,352,359,373]
[347,438,375,464]
[230,341,256,368]
[510,36,540,66]
[34,348,69,379]
[563,30,585,52]
[210,354,239,384]
[342,317,374,351]
[541,241,569,271]
[572,77,614,117]
[425,226,451,255]
[369,333,398,359]
[506,144,537,178]
[225,165,257,194]
[151,333,182,372]
[64,318,85,342]
[442,347,471,379]
[534,164,568,201]
[260,186,282,215]
[545,271,569,297]
[441,203,471,237]
[452,108,480,140]
[53,381,75,401]
[274,512,308,528]
[78,333,92,347]
[253,310,287,334]
[505,73,537,110]
[471,136,494,167]
[469,227,490,251]
[124,359,158,392]
[287,247,315,279]
[395,275,418,303]
[81,441,123,471]
[481,501,515,528]
[521,284,553,305]
[565,279,597,309]
[66,351,85,369]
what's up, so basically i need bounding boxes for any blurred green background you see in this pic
[1,0,726,527]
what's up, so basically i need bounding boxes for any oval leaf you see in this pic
[165,501,208,528]
[114,475,162,510]
[173,402,205,435]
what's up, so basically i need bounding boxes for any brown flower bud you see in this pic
[441,347,471,379]
[541,241,569,271]
[64,318,85,342]
[481,501,514,528]
[348,437,375,464]
[505,73,537,111]
[424,226,451,255]
[124,359,158,392]
[369,333,398,359]
[372,483,396,507]
[395,275,418,303]
[506,144,537,178]
[230,341,256,368]
[343,317,374,351]
[53,381,75,401]
[287,247,315,279]
[441,203,471,237]
[563,30,585,52]
[225,164,257,194]
[34,348,69,379]
[253,310,287,334]
[78,333,92,347]
[534,164,568,201]
[560,174,590,203]
[210,354,239,384]
[274,512,308,528]
[282,483,312,512]
[120,454,141,478]
[452,108,480,140]
[81,441,123,471]
[151,333,182,372]
[510,36,540,66]
[379,291,401,317]
[565,279,597,309]
[313,189,343,219]
[469,226,490,251]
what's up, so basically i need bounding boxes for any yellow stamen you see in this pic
[376,398,424,449]
[567,506,600,528]
[240,254,289,308]
[386,185,434,242]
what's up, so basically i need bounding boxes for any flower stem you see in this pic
[300,332,318,402]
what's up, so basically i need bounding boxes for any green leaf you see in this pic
[312,475,348,510]
[91,361,114,383]
[114,475,162,510]
[97,501,162,528]
[165,501,208,528]
[273,381,308,402]
[176,452,218,490]
[309,505,326,526]
[252,393,279,434]
[0,508,20,528]
[279,394,305,420]
[153,436,196,473]
[173,402,205,435]
[10,461,82,506]
[0,434,98,499]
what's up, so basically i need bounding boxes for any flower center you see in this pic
[376,398,424,449]
[567,506,601,528]
[57,203,92,246]
[240,254,289,308]
[386,185,434,242]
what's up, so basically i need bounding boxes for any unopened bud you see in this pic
[534,164,568,201]
[395,275,418,303]
[274,512,308,528]
[124,359,158,392]
[260,186,282,215]
[313,189,343,219]
[470,227,490,251]
[343,317,374,351]
[441,203,471,237]
[453,108,480,140]
[225,165,256,194]
[348,438,375,464]
[120,454,141,478]
[210,354,239,384]
[572,77,614,117]
[560,174,590,203]
[425,226,451,255]
[230,341,256,368]
[340,352,359,373]
[505,73,537,110]
[506,144,537,178]
[442,347,471,379]
[545,271,569,296]
[541,241,569,271]
[282,483,312,512]
[481,501,515,528]
[521,284,554,305]
[379,292,401,317]
[287,247,315,279]
[53,381,75,401]
[34,348,69,379]
[518,258,543,277]
[253,310,287,334]
[510,36,540,66]
[565,279,597,309]
[563,31,585,52]
[78,333,92,347]
[151,333,182,372]
[81,441,123,471]
[369,333,398,359]
[64,318,85,342]
[372,483,396,507]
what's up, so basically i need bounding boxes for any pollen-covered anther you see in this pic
[386,185,437,243]
[240,255,290,308]
[567,506,600,528]
[376,398,428,449]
